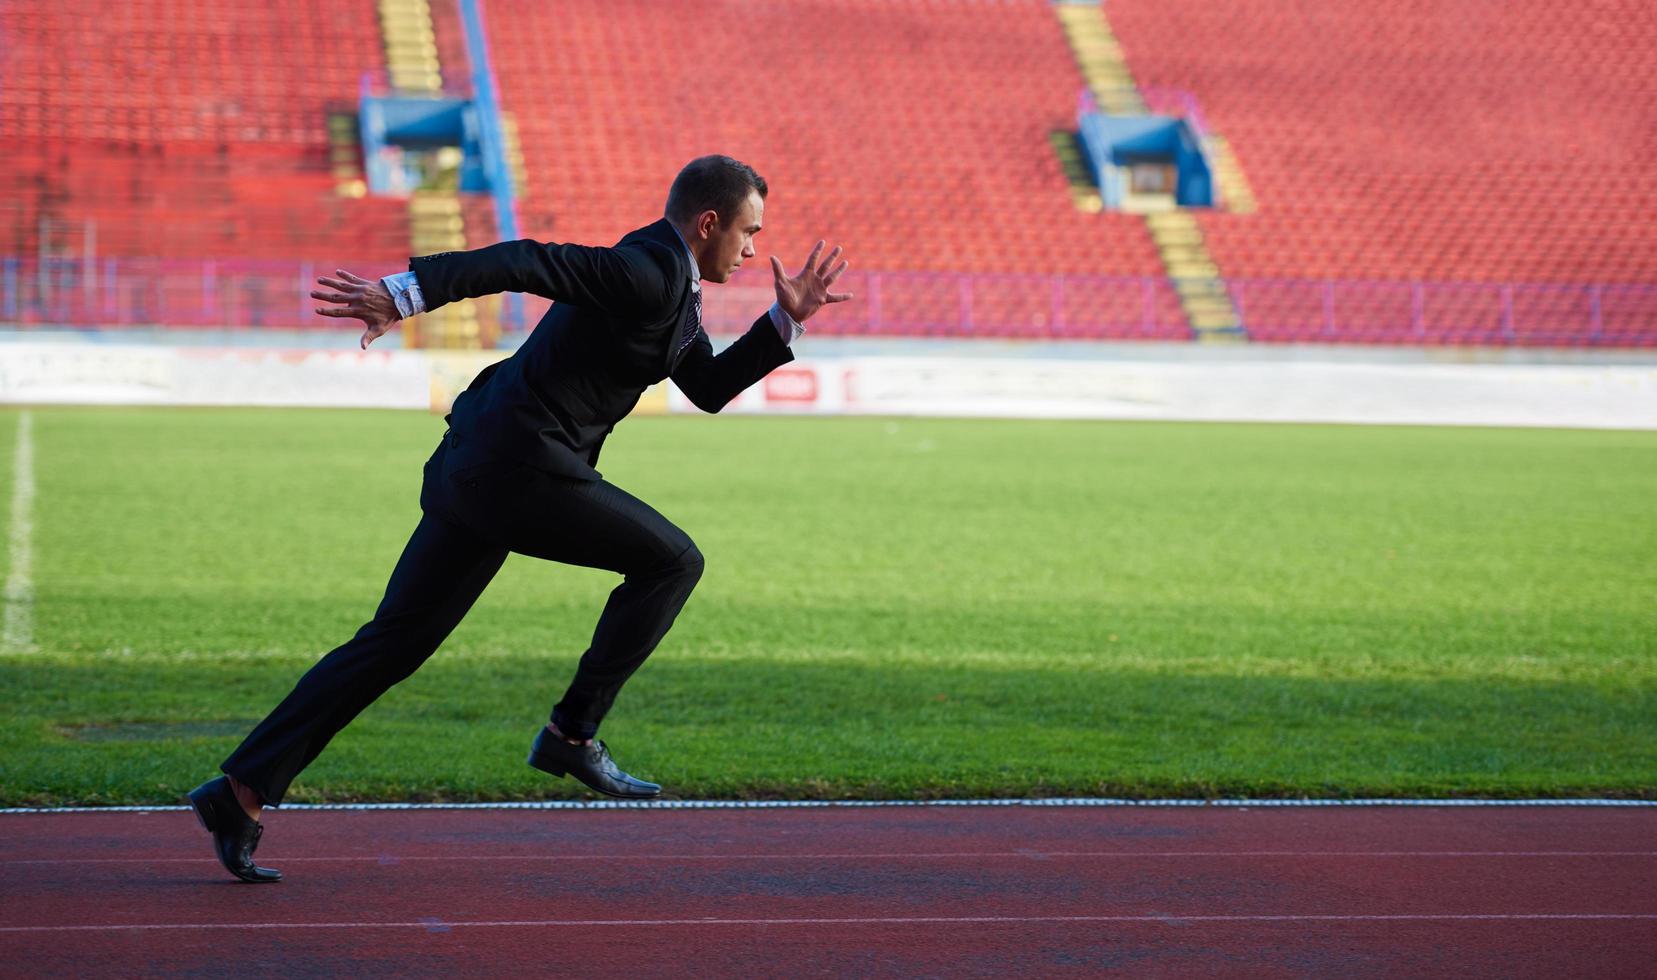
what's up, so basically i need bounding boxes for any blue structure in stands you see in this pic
[358,96,487,193]
[1077,113,1214,209]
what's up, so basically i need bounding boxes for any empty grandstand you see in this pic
[1,0,1652,344]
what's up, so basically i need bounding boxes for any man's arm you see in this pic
[409,239,674,319]
[673,241,852,413]
[671,314,795,414]
[310,239,676,349]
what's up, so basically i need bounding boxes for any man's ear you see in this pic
[697,209,719,240]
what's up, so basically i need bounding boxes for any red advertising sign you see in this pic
[764,367,819,404]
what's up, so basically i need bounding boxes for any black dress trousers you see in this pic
[221,435,703,806]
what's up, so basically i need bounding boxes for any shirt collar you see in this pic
[667,222,701,291]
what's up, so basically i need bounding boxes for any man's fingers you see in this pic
[799,240,824,276]
[815,245,842,279]
[314,306,357,318]
[827,291,853,303]
[310,290,352,303]
[337,269,372,285]
[824,260,849,285]
[770,255,787,281]
[316,276,354,291]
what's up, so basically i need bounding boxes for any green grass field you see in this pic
[0,406,1652,805]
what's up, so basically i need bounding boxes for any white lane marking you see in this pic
[6,850,1657,866]
[1,914,1654,934]
[4,797,1655,814]
[2,411,34,653]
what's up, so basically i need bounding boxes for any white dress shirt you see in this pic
[380,227,804,345]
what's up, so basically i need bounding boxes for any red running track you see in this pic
[2,805,1654,977]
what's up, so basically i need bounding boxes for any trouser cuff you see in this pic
[550,707,599,741]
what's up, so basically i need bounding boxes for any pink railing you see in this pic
[4,257,1654,347]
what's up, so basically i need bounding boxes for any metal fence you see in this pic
[3,256,1653,347]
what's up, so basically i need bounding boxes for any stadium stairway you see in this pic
[378,0,485,348]
[1053,1,1243,340]
[1047,130,1105,214]
[1203,133,1257,216]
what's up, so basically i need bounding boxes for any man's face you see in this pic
[700,190,763,283]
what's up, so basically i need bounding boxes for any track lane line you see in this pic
[3,914,1655,934]
[6,850,1657,866]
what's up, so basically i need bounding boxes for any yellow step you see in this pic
[1175,280,1230,300]
[1079,63,1131,80]
[412,222,464,240]
[1190,313,1241,331]
[1146,215,1199,234]
[1097,96,1146,114]
[413,238,466,253]
[387,53,440,70]
[385,46,437,62]
[389,71,442,86]
[1159,245,1213,265]
[381,17,434,33]
[383,30,435,46]
[1167,260,1220,278]
[1150,228,1204,247]
[1075,46,1126,63]
[1182,299,1236,318]
[409,194,462,214]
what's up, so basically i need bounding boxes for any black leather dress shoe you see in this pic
[187,776,282,883]
[527,729,662,799]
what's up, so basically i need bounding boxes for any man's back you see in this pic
[421,219,698,481]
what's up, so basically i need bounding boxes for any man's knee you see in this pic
[627,533,703,585]
[669,541,705,584]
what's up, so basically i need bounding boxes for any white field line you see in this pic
[2,914,1655,934]
[2,410,34,653]
[5,850,1656,866]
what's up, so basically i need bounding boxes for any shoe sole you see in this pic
[527,749,661,800]
[526,750,567,778]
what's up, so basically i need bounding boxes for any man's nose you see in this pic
[742,242,755,258]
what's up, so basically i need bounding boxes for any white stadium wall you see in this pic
[0,342,1654,429]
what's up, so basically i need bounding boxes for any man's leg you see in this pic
[220,510,508,806]
[452,467,703,742]
[542,483,704,741]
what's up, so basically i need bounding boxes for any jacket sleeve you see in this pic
[671,310,796,414]
[408,239,675,320]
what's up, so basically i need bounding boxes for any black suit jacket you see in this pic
[411,219,794,481]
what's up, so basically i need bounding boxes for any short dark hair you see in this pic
[664,155,768,225]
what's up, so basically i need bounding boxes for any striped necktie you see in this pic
[677,286,701,355]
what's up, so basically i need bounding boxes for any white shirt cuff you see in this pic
[768,302,805,345]
[381,271,426,319]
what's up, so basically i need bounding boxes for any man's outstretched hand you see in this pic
[311,270,400,349]
[770,241,852,324]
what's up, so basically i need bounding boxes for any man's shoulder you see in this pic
[613,220,690,313]
[617,220,688,267]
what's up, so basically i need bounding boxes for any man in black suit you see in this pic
[187,156,852,882]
